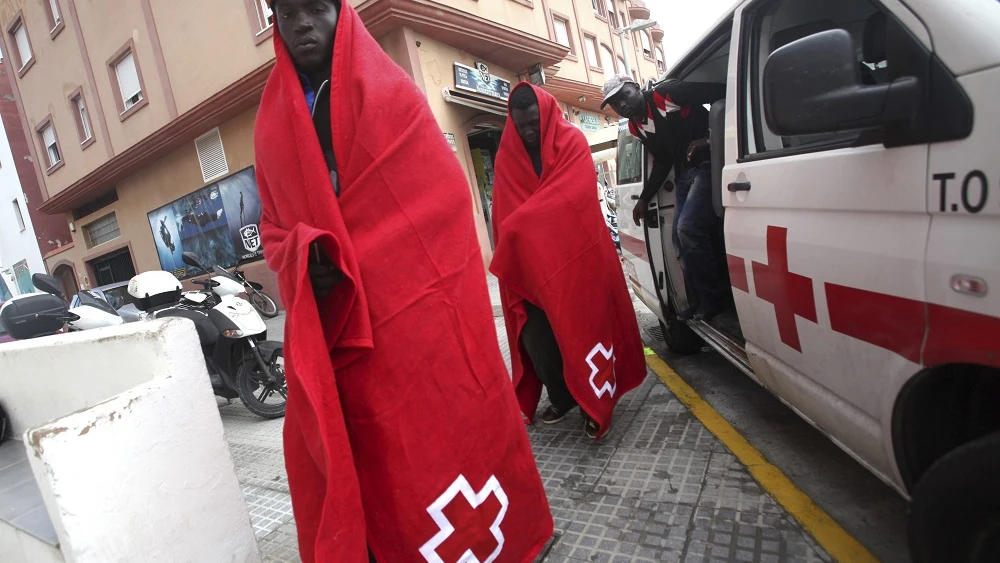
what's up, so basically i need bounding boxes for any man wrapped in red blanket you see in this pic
[490,84,646,440]
[254,1,552,561]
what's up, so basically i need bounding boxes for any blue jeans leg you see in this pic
[675,165,726,313]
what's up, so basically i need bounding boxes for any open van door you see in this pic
[616,121,664,315]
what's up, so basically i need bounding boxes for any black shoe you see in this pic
[540,404,574,424]
[583,413,603,439]
[694,303,725,322]
[677,305,699,321]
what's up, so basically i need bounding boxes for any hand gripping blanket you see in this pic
[253,6,552,562]
[489,84,646,440]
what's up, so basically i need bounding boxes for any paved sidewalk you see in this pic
[221,275,831,562]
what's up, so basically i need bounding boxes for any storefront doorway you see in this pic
[467,126,503,248]
[53,264,79,299]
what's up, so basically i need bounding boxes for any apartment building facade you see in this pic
[0,0,665,299]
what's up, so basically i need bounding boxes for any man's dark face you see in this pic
[511,105,541,151]
[607,84,646,120]
[274,0,339,76]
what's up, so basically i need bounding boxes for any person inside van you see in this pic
[490,84,646,440]
[602,75,727,321]
[253,1,553,561]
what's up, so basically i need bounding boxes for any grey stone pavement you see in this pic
[220,274,831,562]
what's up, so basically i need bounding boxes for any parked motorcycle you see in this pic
[0,274,125,339]
[228,258,279,319]
[128,253,287,419]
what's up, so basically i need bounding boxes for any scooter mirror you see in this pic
[32,273,64,299]
[182,252,207,271]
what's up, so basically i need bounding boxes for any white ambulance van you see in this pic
[617,0,1000,559]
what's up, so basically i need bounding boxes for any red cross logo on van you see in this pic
[747,226,818,352]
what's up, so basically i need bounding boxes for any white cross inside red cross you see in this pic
[419,475,508,563]
[587,343,617,398]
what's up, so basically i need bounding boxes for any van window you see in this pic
[617,127,644,185]
[740,0,889,158]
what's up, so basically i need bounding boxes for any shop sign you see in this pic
[580,113,602,132]
[146,167,264,279]
[454,62,511,101]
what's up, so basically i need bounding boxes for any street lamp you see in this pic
[613,19,658,77]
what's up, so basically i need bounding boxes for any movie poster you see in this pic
[147,167,263,279]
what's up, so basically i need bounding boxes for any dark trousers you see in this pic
[672,164,727,311]
[521,303,576,412]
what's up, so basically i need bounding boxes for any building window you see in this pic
[600,44,615,74]
[255,0,273,30]
[584,34,600,70]
[7,14,34,76]
[608,1,619,28]
[108,41,148,121]
[69,88,95,148]
[245,0,275,44]
[620,10,628,29]
[43,0,65,38]
[35,117,63,173]
[591,0,607,17]
[640,30,653,59]
[84,212,121,248]
[655,46,665,72]
[553,15,574,54]
[12,199,25,232]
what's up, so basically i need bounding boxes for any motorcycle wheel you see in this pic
[248,290,280,319]
[237,349,287,419]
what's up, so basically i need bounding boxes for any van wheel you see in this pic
[660,302,702,355]
[909,431,1000,563]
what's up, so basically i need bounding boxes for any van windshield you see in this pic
[617,127,644,185]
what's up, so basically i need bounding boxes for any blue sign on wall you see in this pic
[454,62,511,101]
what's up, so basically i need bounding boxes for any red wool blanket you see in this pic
[490,84,646,439]
[253,6,552,562]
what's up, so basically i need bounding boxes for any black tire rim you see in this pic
[238,353,287,414]
[250,292,278,317]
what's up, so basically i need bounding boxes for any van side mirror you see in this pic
[32,273,64,299]
[763,29,919,136]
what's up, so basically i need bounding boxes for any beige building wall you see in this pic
[150,0,275,115]
[0,0,108,197]
[49,107,259,288]
[74,0,170,156]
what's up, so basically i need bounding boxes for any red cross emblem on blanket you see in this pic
[587,343,617,398]
[751,226,818,352]
[419,475,509,563]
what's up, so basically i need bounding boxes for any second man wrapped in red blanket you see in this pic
[490,84,646,440]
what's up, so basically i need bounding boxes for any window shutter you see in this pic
[49,0,61,26]
[554,20,570,48]
[115,52,142,106]
[42,125,56,147]
[14,25,31,67]
[195,128,229,183]
[585,37,599,68]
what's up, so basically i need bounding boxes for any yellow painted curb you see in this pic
[645,351,879,563]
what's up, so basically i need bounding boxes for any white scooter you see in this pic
[127,253,286,419]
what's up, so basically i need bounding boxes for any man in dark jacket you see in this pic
[602,75,726,320]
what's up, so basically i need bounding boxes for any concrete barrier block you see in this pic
[18,319,260,563]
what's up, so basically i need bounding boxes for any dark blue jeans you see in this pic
[672,164,726,313]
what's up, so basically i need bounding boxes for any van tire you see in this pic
[908,430,1000,563]
[659,303,702,355]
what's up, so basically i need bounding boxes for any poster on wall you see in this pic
[147,167,264,279]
